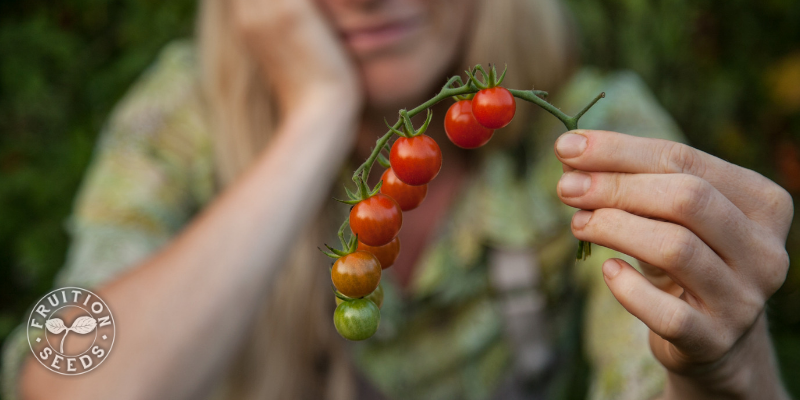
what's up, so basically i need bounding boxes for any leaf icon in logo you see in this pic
[70,316,97,334]
[45,316,98,353]
[45,318,67,334]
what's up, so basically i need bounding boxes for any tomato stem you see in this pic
[510,89,605,260]
[569,92,606,129]
[338,219,350,249]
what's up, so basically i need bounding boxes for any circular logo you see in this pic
[27,287,115,375]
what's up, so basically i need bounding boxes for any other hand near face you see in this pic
[555,130,792,398]
[231,0,362,114]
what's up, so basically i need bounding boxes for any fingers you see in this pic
[558,171,753,262]
[554,130,793,229]
[601,258,712,356]
[571,209,735,303]
[636,259,682,295]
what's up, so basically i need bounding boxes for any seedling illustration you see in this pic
[45,316,97,354]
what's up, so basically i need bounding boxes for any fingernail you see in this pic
[559,172,591,197]
[602,259,622,278]
[555,133,587,158]
[572,210,592,229]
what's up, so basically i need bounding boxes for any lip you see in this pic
[341,16,423,55]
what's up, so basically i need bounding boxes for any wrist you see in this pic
[281,83,362,121]
[268,86,362,163]
[662,313,789,400]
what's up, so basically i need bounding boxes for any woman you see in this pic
[4,0,792,399]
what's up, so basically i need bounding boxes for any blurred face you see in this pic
[318,0,474,111]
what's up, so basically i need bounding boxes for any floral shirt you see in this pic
[2,40,685,400]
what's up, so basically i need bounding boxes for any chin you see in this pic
[360,52,451,112]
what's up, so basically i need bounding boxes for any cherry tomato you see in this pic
[331,251,381,298]
[336,283,384,309]
[380,168,427,211]
[357,237,400,269]
[472,87,516,129]
[444,100,495,148]
[334,298,380,341]
[349,194,402,246]
[390,135,442,186]
[365,283,384,309]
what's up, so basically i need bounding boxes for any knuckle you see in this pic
[588,208,617,232]
[763,247,790,294]
[714,329,738,353]
[764,182,794,221]
[659,304,692,342]
[662,142,706,176]
[670,175,713,219]
[608,173,629,208]
[659,226,697,270]
[734,292,764,331]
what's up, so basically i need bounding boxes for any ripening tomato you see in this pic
[365,283,384,309]
[357,237,400,269]
[445,100,495,148]
[350,194,402,246]
[390,135,442,186]
[331,251,381,298]
[472,87,516,129]
[334,298,380,341]
[380,168,427,211]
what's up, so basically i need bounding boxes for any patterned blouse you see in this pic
[2,40,685,400]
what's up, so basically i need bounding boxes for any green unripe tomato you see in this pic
[334,298,380,341]
[365,283,384,309]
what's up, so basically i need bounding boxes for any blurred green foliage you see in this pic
[0,0,798,396]
[0,0,197,374]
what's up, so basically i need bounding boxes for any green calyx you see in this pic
[387,108,433,138]
[333,286,355,301]
[336,284,384,308]
[466,63,508,90]
[319,219,359,260]
[334,175,383,206]
[404,109,432,137]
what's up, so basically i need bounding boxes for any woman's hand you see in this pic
[231,0,361,114]
[555,130,792,399]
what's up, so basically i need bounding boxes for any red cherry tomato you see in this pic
[357,237,400,269]
[389,135,442,186]
[472,87,516,129]
[331,251,382,298]
[444,100,495,148]
[380,168,427,211]
[350,194,402,246]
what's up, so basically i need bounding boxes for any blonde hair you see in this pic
[197,0,576,398]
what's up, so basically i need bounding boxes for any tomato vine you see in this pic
[324,64,604,340]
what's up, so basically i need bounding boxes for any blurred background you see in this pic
[0,0,798,397]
